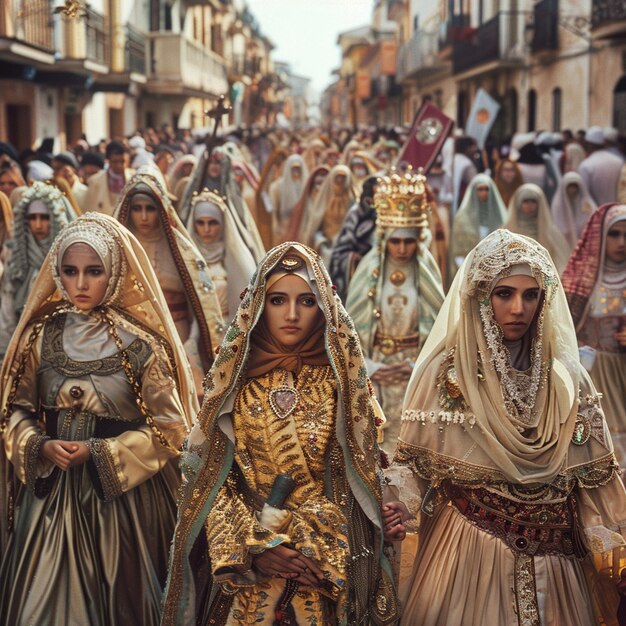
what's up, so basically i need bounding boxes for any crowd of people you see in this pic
[0,119,624,625]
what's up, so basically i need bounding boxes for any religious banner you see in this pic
[396,101,454,172]
[465,88,500,149]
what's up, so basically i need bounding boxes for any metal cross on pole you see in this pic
[204,95,232,144]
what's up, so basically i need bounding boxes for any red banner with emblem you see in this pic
[396,102,454,172]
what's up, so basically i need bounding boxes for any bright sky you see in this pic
[245,0,373,99]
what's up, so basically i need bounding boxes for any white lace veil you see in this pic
[398,229,584,484]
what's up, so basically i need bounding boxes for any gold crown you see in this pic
[374,167,431,230]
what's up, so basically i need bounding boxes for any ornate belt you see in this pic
[373,332,420,356]
[449,486,587,558]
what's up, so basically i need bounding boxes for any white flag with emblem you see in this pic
[465,88,500,149]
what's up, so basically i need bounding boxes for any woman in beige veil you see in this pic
[394,229,625,625]
[504,183,570,273]
[0,213,196,624]
[299,164,357,265]
[551,171,597,252]
[284,164,330,243]
[114,168,225,394]
[185,188,256,322]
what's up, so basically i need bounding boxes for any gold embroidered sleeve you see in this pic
[287,498,349,598]
[4,333,54,485]
[93,354,187,495]
[205,474,290,588]
[85,438,123,501]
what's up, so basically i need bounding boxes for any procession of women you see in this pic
[0,122,625,625]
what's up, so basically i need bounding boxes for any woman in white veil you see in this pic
[185,189,256,322]
[394,229,625,625]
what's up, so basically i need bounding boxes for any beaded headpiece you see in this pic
[374,166,431,235]
[189,187,226,213]
[463,229,558,302]
[50,212,126,307]
[266,252,309,291]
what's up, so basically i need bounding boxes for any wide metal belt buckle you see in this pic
[380,338,396,356]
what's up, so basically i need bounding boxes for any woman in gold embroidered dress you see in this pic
[0,213,197,625]
[114,168,225,394]
[161,242,406,626]
[394,229,626,626]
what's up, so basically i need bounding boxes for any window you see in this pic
[457,90,468,128]
[506,87,518,136]
[552,87,561,131]
[527,89,537,132]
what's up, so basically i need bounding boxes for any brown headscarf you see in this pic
[246,312,328,378]
[246,266,329,377]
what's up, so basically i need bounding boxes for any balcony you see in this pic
[438,14,470,57]
[125,25,146,75]
[90,22,146,91]
[84,8,108,67]
[0,0,56,65]
[146,32,228,97]
[397,29,447,83]
[591,0,626,39]
[228,52,261,81]
[230,53,245,77]
[52,6,109,79]
[452,12,525,76]
[531,0,559,53]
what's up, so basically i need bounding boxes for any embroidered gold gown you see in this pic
[0,312,187,626]
[199,365,352,625]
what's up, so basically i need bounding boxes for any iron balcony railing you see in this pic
[85,7,108,64]
[396,29,441,82]
[125,24,146,74]
[452,12,525,74]
[591,0,626,29]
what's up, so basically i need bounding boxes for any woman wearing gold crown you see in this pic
[185,188,256,322]
[346,170,445,456]
[160,242,406,626]
[113,168,225,395]
[0,213,195,625]
[394,229,625,625]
